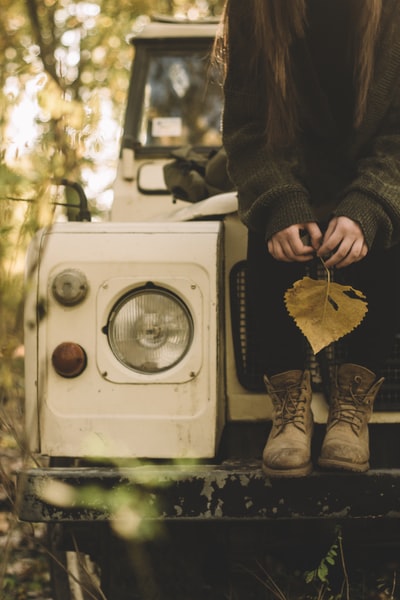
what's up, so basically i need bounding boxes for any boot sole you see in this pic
[317,457,369,473]
[262,462,313,478]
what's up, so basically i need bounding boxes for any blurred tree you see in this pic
[0,0,224,359]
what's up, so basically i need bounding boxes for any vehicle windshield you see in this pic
[137,50,223,150]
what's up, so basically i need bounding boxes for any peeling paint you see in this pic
[174,505,183,516]
[214,498,224,518]
[16,464,400,523]
[239,474,251,487]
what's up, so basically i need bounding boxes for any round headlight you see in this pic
[107,287,193,373]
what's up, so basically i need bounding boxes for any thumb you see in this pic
[305,222,323,250]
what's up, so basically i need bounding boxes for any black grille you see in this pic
[230,260,400,411]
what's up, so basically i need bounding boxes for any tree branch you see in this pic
[25,0,65,90]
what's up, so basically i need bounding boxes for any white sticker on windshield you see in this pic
[152,117,182,138]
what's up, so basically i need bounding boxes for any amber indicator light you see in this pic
[51,342,87,378]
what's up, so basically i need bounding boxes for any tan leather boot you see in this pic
[263,370,313,478]
[318,363,384,472]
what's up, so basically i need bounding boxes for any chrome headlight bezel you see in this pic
[106,285,194,374]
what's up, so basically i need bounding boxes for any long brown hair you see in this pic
[218,0,382,148]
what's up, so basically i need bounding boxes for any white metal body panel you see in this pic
[128,19,218,41]
[25,222,224,458]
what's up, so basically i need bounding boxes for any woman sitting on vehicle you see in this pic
[220,0,400,477]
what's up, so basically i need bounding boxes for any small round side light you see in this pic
[52,269,88,306]
[52,342,87,378]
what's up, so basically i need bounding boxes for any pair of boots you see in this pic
[263,364,384,477]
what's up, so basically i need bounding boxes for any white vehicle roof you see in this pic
[128,14,219,42]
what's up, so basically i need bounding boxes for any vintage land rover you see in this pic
[17,14,400,600]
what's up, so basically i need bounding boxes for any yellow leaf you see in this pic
[284,276,368,354]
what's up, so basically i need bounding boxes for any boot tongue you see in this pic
[270,370,303,389]
[337,363,376,394]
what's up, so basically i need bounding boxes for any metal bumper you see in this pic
[16,461,400,523]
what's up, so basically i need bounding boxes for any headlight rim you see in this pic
[106,283,194,375]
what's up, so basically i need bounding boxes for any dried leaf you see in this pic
[284,276,368,354]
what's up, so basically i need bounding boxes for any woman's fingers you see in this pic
[318,216,368,268]
[268,223,321,262]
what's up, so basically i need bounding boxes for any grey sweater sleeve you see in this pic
[223,88,316,240]
[335,91,400,249]
[332,0,400,249]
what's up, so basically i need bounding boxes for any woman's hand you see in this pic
[317,216,368,268]
[267,222,322,262]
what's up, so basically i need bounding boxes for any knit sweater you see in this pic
[222,0,400,249]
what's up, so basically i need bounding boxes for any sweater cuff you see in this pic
[263,192,315,241]
[333,192,389,249]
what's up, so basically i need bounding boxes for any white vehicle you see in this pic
[17,15,400,600]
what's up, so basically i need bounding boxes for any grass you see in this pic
[0,389,52,600]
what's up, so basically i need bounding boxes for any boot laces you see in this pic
[330,377,371,435]
[273,384,307,435]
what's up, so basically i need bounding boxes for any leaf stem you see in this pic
[320,257,331,322]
